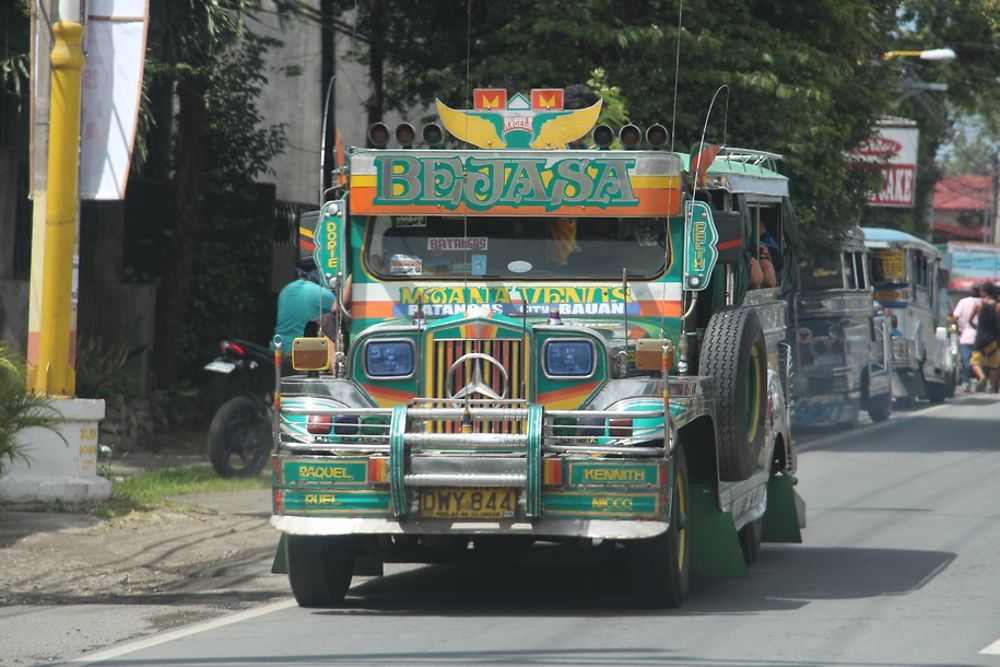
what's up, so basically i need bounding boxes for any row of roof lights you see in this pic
[367,122,671,150]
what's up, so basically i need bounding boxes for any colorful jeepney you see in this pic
[864,227,955,404]
[792,228,893,425]
[271,91,804,609]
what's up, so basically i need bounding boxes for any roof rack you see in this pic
[717,146,784,171]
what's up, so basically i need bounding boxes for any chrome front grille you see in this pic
[427,339,526,433]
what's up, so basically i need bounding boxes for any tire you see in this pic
[925,379,948,404]
[286,535,355,608]
[738,517,763,565]
[700,307,768,481]
[208,396,272,478]
[867,390,891,423]
[628,446,690,608]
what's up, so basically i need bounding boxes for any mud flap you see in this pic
[271,533,288,574]
[688,481,748,577]
[762,473,806,542]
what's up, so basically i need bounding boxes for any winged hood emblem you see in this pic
[435,91,602,150]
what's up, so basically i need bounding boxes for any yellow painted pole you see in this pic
[35,19,84,396]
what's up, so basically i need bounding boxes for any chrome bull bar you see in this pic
[279,400,668,519]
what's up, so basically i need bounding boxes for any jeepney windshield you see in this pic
[871,248,907,286]
[364,215,668,280]
[803,254,847,291]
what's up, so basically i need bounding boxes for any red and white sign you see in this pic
[427,237,489,252]
[853,121,920,208]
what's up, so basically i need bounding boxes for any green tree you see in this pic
[176,37,286,371]
[335,0,897,245]
[941,114,1000,176]
[141,2,288,383]
[871,0,1000,235]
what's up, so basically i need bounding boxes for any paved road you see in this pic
[60,395,1000,666]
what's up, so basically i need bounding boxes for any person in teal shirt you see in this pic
[271,259,337,350]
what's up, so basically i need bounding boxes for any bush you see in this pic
[0,345,65,477]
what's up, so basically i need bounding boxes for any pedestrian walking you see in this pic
[970,283,1000,392]
[952,285,980,390]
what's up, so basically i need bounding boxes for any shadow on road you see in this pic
[320,541,954,617]
[686,544,954,613]
[802,414,1000,453]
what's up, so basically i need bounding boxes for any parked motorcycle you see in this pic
[204,339,275,478]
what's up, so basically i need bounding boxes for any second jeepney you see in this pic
[792,227,894,426]
[271,90,804,608]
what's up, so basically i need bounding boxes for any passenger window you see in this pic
[842,253,856,290]
[854,253,868,290]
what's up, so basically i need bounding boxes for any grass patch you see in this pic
[95,465,270,518]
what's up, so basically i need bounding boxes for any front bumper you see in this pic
[271,514,670,540]
[272,399,673,539]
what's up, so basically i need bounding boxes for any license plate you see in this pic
[204,360,236,374]
[420,487,517,519]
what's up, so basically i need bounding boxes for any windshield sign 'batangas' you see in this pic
[350,150,682,217]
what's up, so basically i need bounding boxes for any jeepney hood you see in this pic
[358,308,675,345]
[352,281,682,343]
[350,306,680,411]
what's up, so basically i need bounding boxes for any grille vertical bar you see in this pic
[427,339,525,434]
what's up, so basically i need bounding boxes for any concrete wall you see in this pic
[254,2,323,206]
[0,278,157,389]
[254,4,412,206]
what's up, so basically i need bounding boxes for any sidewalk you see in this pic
[0,451,284,608]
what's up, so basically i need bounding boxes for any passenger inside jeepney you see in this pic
[366,215,668,280]
[760,220,783,282]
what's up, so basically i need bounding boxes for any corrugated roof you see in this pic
[933,175,992,211]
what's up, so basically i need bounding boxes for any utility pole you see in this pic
[34,0,83,396]
[1,0,110,505]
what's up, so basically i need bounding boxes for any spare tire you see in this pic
[700,307,768,481]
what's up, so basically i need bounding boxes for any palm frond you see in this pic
[0,345,67,475]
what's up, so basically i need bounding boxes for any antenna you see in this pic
[521,293,528,399]
[318,75,336,203]
[620,267,630,377]
[669,0,684,152]
[679,84,730,374]
[694,84,730,186]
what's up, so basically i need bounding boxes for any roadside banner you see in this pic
[79,0,149,200]
[853,117,919,208]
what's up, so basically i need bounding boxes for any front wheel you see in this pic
[627,446,690,608]
[867,390,892,423]
[208,395,272,478]
[287,535,355,608]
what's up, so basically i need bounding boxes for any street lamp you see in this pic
[883,47,957,62]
